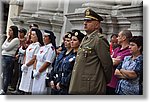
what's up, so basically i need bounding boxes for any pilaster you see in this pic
[119,4,143,36]
[6,0,23,33]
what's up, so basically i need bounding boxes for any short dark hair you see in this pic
[121,30,132,41]
[19,28,27,35]
[29,23,39,28]
[130,36,143,54]
[110,34,118,38]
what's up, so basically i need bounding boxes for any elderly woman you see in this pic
[32,30,56,95]
[1,26,20,94]
[115,36,143,95]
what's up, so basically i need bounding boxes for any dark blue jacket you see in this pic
[50,49,76,92]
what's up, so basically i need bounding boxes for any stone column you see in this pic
[111,5,131,34]
[59,0,69,45]
[131,0,143,5]
[119,4,143,36]
[26,0,63,46]
[14,0,39,30]
[38,0,59,11]
[19,0,38,17]
[0,1,2,35]
[111,0,143,36]
[0,1,2,85]
[10,0,64,46]
[66,0,143,40]
[6,0,23,33]
[66,0,117,39]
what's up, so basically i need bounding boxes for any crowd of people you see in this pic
[0,8,143,95]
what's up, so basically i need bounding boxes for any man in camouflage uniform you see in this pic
[69,8,113,95]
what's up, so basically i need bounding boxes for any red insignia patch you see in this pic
[40,50,43,54]
[29,48,32,51]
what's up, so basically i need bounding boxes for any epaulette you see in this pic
[102,37,109,46]
[97,34,109,46]
[98,34,104,38]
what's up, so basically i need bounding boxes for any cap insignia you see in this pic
[68,34,71,38]
[75,32,78,36]
[86,9,90,16]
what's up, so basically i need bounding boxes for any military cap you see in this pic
[72,29,85,42]
[84,8,103,21]
[64,32,73,39]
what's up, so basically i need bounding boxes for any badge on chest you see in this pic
[38,47,50,60]
[40,50,43,54]
[83,46,92,58]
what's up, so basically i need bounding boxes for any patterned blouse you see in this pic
[115,55,143,95]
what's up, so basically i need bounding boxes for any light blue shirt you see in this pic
[116,55,143,95]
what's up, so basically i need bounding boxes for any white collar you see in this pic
[45,43,52,48]
[32,42,40,45]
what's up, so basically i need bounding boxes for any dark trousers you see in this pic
[10,60,19,90]
[16,63,22,91]
[2,55,15,93]
[51,88,68,95]
[106,86,116,95]
[51,88,59,95]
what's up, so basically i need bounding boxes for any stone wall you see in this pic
[6,0,143,46]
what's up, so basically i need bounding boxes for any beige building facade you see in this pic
[2,0,143,46]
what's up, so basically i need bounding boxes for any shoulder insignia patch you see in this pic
[98,35,103,38]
